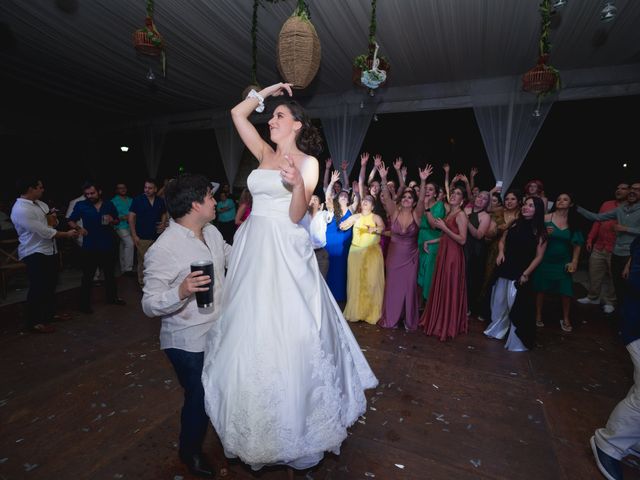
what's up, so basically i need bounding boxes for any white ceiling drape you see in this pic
[470,77,555,194]
[214,116,245,192]
[319,102,374,178]
[141,123,167,179]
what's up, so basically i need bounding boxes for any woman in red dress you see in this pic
[419,185,469,341]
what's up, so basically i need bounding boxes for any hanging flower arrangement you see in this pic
[522,0,560,97]
[276,0,321,89]
[353,0,389,92]
[133,0,166,76]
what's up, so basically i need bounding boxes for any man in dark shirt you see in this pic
[129,178,167,287]
[68,181,126,313]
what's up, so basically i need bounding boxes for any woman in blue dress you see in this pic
[325,170,358,303]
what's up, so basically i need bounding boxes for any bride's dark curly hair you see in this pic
[279,100,323,157]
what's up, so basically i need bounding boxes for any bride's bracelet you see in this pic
[247,89,265,113]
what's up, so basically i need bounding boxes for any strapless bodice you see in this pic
[247,169,293,219]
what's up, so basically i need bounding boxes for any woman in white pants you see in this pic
[484,196,547,351]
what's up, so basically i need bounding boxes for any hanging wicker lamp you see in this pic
[276,2,321,89]
[522,54,558,95]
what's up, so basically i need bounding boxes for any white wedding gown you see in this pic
[202,168,378,470]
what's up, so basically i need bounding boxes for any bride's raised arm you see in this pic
[230,82,293,163]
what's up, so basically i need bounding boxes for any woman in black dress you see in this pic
[483,196,547,351]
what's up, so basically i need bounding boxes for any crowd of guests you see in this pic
[299,154,640,353]
[5,176,250,332]
[5,160,640,480]
[5,166,639,350]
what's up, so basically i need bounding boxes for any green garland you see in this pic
[251,0,259,85]
[536,0,561,95]
[295,0,311,20]
[539,0,552,57]
[353,0,388,70]
[250,0,287,85]
[369,0,377,53]
[139,0,162,47]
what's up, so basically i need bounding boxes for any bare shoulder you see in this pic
[297,155,319,173]
[298,156,319,192]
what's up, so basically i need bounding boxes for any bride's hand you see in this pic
[280,155,304,187]
[178,271,211,300]
[260,83,293,99]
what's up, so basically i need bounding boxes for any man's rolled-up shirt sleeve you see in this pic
[141,245,189,317]
[24,209,57,239]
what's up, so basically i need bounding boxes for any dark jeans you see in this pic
[612,254,630,310]
[22,252,59,328]
[80,249,117,308]
[164,348,209,456]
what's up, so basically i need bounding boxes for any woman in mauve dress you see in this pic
[377,162,432,331]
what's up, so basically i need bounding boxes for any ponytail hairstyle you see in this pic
[280,100,323,157]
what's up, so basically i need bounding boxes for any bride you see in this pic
[201,83,378,472]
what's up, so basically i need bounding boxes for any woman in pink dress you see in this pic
[419,185,469,341]
[235,188,252,226]
[377,162,432,331]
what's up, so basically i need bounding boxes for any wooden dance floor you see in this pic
[1,275,639,479]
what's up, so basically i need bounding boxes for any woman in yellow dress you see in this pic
[340,195,386,324]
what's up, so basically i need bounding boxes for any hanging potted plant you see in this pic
[132,0,166,76]
[353,0,389,92]
[522,0,560,98]
[276,0,321,89]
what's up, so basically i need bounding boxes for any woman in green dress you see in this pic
[417,181,446,305]
[532,192,584,332]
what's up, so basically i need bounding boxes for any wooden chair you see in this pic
[0,239,26,299]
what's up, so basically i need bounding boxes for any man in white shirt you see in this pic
[299,194,333,278]
[141,174,231,479]
[10,177,78,333]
